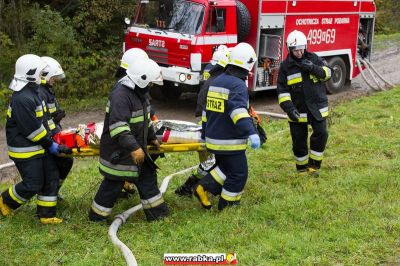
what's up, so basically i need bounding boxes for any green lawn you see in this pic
[1,87,400,265]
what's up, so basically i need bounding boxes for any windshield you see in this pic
[134,0,205,35]
[167,1,205,35]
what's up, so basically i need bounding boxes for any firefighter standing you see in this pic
[40,56,73,198]
[114,48,151,197]
[194,43,261,210]
[277,30,332,176]
[0,54,71,224]
[175,45,229,197]
[88,58,169,222]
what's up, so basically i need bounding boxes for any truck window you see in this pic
[134,0,205,35]
[167,1,205,35]
[206,8,226,33]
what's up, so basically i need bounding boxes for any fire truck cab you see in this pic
[124,0,376,99]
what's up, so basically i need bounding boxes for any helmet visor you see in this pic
[289,44,306,50]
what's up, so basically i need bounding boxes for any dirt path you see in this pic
[1,45,399,177]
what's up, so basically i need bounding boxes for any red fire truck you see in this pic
[124,0,376,99]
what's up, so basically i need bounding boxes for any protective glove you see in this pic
[52,109,66,124]
[248,134,261,150]
[300,59,315,73]
[48,142,60,155]
[287,108,300,122]
[131,148,145,165]
[58,144,72,155]
[150,139,160,150]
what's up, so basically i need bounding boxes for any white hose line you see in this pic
[356,59,379,91]
[361,59,395,88]
[0,161,15,170]
[108,165,198,266]
[254,111,288,119]
[361,59,385,91]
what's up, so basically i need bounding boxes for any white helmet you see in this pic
[9,54,47,92]
[41,56,65,82]
[127,58,163,88]
[286,30,308,51]
[228,42,257,71]
[210,44,228,66]
[120,48,149,69]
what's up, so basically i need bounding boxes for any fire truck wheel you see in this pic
[325,56,347,94]
[236,1,251,42]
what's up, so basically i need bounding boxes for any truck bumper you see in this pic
[160,66,201,85]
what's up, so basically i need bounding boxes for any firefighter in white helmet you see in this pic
[193,42,261,210]
[114,48,152,197]
[40,56,73,200]
[175,45,231,197]
[277,30,332,176]
[89,58,169,222]
[202,44,228,81]
[0,54,71,224]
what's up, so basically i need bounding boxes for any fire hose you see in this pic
[108,165,198,266]
[356,59,395,91]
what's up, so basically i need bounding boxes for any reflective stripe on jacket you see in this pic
[277,51,331,122]
[204,73,256,154]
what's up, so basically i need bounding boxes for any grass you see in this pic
[1,87,400,265]
[373,32,400,51]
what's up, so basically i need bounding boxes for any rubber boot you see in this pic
[175,174,199,197]
[308,167,319,177]
[0,196,12,216]
[297,168,308,176]
[218,197,240,211]
[40,217,63,224]
[193,184,212,209]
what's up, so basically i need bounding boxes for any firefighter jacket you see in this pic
[202,73,256,155]
[6,83,53,161]
[39,83,62,135]
[277,51,332,122]
[99,81,157,181]
[202,63,213,81]
[195,64,225,117]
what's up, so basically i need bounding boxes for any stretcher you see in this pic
[71,143,206,157]
[54,120,207,157]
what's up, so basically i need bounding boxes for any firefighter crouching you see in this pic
[0,54,72,224]
[194,43,261,210]
[88,58,169,222]
[40,56,73,199]
[277,30,332,176]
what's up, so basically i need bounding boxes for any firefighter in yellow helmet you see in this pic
[277,30,332,176]
[0,54,71,224]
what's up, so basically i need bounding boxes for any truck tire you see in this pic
[325,56,347,94]
[236,1,251,42]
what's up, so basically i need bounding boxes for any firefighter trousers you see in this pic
[89,162,169,222]
[1,155,60,218]
[289,116,328,171]
[54,156,73,191]
[198,152,248,210]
